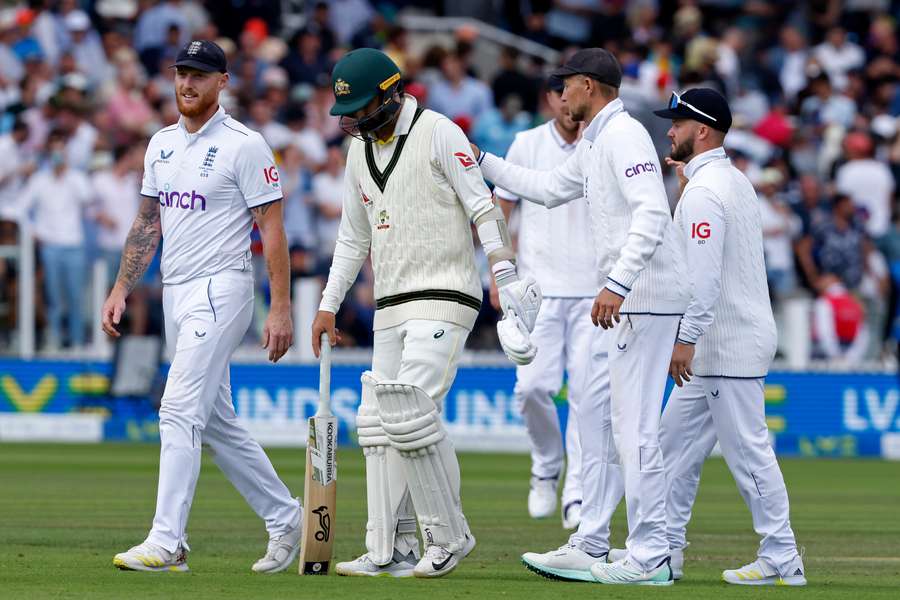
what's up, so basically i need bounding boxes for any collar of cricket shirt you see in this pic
[582,97,624,143]
[548,119,578,151]
[375,94,417,146]
[684,146,728,180]
[179,105,229,139]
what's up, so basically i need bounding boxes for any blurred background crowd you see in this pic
[0,0,899,367]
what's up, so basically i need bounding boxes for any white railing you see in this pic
[397,14,561,66]
[2,226,896,372]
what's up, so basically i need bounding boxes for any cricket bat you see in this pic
[299,332,337,575]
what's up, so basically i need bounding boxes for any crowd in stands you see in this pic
[0,0,898,365]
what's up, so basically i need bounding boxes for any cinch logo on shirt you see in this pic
[625,162,657,177]
[159,190,207,211]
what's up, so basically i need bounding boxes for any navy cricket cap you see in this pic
[654,88,732,133]
[547,75,565,93]
[551,48,622,89]
[171,40,227,73]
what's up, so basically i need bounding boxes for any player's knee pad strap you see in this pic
[381,412,444,451]
[358,371,388,448]
[375,381,467,552]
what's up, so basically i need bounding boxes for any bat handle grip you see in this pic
[318,331,332,417]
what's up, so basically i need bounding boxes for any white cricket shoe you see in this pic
[521,543,606,582]
[608,545,685,579]
[528,475,558,519]
[113,541,189,572]
[561,501,582,530]
[590,556,674,586]
[251,522,302,573]
[722,554,806,586]
[335,549,419,577]
[412,533,476,578]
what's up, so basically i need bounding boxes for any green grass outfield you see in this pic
[1,444,898,599]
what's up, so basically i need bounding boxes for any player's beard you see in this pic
[176,86,217,118]
[670,136,695,162]
[568,102,586,122]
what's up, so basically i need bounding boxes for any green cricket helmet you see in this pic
[330,48,404,140]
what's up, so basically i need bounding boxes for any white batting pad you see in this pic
[357,371,417,565]
[376,381,467,553]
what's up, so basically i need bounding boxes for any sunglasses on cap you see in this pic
[668,91,717,123]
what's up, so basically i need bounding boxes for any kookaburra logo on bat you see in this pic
[313,506,331,542]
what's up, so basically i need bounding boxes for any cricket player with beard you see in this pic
[607,88,806,586]
[103,41,302,574]
[493,76,592,530]
[311,48,541,578]
[472,48,687,585]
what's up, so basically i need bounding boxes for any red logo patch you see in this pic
[263,165,280,185]
[454,152,476,168]
[691,222,711,239]
[358,185,372,206]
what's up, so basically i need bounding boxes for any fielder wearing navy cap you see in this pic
[546,75,565,93]
[654,88,732,133]
[171,40,228,73]
[551,48,622,88]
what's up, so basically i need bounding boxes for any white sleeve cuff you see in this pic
[606,266,638,293]
[604,277,630,298]
[318,297,339,314]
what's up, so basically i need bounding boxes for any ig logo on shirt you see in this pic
[263,166,280,188]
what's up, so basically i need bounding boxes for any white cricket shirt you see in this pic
[141,106,283,285]
[674,147,777,377]
[494,121,596,297]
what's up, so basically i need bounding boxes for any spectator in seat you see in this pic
[21,129,93,350]
[758,168,800,302]
[836,131,895,241]
[472,93,532,158]
[311,144,345,273]
[427,50,493,123]
[813,273,868,363]
[797,193,869,293]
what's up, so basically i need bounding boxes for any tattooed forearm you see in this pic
[250,202,274,217]
[115,196,162,293]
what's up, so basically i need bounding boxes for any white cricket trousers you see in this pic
[660,376,800,571]
[515,297,591,507]
[567,325,624,556]
[611,314,680,571]
[147,269,299,553]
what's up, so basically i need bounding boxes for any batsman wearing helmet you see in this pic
[311,48,541,578]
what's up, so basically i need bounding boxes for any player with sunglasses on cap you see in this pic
[608,87,805,586]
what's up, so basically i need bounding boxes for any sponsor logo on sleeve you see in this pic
[454,152,476,169]
[358,185,372,206]
[263,165,280,188]
[624,161,658,178]
[691,222,711,240]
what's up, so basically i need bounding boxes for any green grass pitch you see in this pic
[1,443,898,599]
